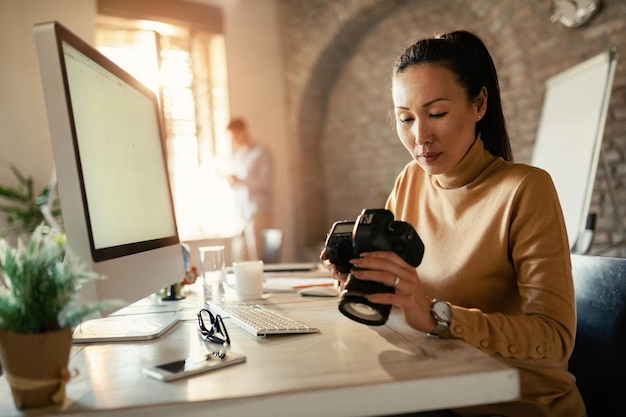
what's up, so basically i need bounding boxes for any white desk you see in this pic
[0,281,519,416]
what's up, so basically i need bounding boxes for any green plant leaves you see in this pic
[0,225,122,333]
[0,165,62,238]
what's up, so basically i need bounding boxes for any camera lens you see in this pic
[338,273,393,326]
[339,295,391,326]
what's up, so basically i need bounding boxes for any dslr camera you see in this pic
[325,208,424,326]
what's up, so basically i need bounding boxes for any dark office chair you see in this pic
[569,254,626,417]
[261,228,283,264]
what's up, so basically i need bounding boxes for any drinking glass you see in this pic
[199,245,226,303]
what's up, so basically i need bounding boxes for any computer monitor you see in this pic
[32,21,185,313]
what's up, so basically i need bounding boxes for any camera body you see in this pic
[325,208,425,326]
[324,220,355,274]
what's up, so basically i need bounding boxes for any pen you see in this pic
[292,283,334,289]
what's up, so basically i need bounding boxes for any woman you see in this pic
[324,31,585,417]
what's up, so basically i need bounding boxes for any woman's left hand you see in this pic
[349,251,436,334]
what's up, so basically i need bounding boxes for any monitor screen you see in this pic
[33,21,184,310]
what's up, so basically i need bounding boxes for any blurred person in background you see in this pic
[226,118,274,261]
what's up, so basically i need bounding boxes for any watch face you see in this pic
[433,301,451,322]
[551,0,602,28]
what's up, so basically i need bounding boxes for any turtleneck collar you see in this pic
[431,136,497,189]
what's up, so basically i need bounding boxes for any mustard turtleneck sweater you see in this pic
[386,138,585,417]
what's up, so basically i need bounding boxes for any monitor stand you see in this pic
[162,284,185,301]
[72,313,179,344]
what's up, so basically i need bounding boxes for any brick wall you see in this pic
[276,0,626,258]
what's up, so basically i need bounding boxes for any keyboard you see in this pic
[226,262,319,274]
[262,262,318,272]
[207,302,320,337]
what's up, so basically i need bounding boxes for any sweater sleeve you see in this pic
[447,169,576,366]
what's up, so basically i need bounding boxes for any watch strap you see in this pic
[429,322,449,337]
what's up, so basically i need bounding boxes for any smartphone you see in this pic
[143,351,246,382]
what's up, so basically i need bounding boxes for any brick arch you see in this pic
[292,0,411,250]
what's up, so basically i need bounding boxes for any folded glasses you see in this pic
[197,308,231,346]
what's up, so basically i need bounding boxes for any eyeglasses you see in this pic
[197,308,231,346]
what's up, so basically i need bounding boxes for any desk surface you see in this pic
[0,279,519,417]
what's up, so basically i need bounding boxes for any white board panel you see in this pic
[531,49,617,249]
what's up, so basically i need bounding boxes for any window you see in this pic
[95,16,238,240]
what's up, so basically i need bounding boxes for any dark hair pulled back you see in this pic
[394,31,512,161]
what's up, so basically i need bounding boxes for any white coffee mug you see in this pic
[232,261,264,300]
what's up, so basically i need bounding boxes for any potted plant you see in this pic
[0,224,119,409]
[0,164,62,239]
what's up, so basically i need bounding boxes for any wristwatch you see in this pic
[429,300,451,337]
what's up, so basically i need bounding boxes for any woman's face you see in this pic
[392,63,486,175]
